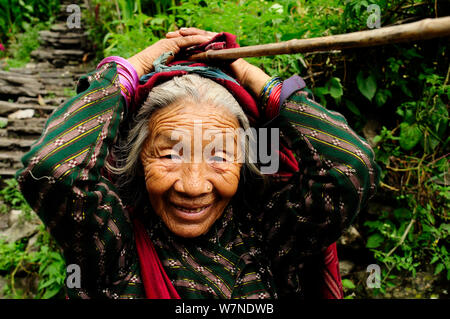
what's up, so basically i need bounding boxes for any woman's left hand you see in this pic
[165,28,270,98]
[127,33,215,78]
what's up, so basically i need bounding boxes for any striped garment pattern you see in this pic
[16,62,380,299]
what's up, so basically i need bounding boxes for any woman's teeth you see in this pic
[173,204,208,213]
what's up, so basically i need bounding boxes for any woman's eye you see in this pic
[209,155,227,163]
[161,154,182,161]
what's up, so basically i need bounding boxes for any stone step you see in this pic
[4,68,36,75]
[40,30,88,40]
[16,64,91,76]
[38,70,76,79]
[0,70,39,85]
[0,168,19,176]
[0,137,36,149]
[41,78,75,87]
[0,70,46,98]
[50,23,86,34]
[39,31,89,50]
[16,96,66,107]
[0,101,56,116]
[31,48,86,60]
[0,82,45,97]
[0,151,24,170]
[42,86,76,97]
[7,118,46,135]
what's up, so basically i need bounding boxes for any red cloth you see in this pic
[133,218,181,299]
[132,32,343,299]
[321,243,344,299]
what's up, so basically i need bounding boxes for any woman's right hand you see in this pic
[127,33,214,78]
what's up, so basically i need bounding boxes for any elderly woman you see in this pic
[17,28,379,299]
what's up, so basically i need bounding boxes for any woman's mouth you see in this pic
[170,203,212,220]
[172,204,210,214]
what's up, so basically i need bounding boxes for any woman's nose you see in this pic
[173,163,212,197]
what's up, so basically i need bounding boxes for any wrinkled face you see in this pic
[140,100,242,238]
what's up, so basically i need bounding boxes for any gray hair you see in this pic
[107,74,264,203]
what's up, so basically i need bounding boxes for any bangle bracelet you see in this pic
[119,83,131,108]
[97,56,139,86]
[265,82,282,119]
[260,76,282,117]
[117,71,136,95]
[97,56,139,106]
[260,77,280,101]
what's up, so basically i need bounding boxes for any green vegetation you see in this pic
[2,23,47,69]
[0,225,66,299]
[0,0,448,298]
[0,178,31,216]
[0,178,66,298]
[0,0,60,68]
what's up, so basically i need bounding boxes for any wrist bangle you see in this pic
[260,77,280,101]
[260,76,282,118]
[97,56,139,85]
[98,56,139,106]
[266,82,282,119]
[119,83,131,108]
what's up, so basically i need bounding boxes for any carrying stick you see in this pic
[189,17,450,61]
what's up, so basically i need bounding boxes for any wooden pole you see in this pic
[188,17,450,61]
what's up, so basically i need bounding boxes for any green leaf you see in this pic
[312,87,328,107]
[386,281,396,288]
[399,122,423,151]
[430,255,439,264]
[357,71,377,102]
[41,286,61,299]
[401,84,413,98]
[393,208,409,220]
[434,263,444,275]
[366,233,384,248]
[38,278,55,290]
[375,89,391,107]
[441,224,450,234]
[372,135,382,144]
[0,118,7,129]
[150,17,166,26]
[342,279,356,289]
[281,32,305,41]
[327,77,343,101]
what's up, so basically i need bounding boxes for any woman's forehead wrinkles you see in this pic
[153,133,181,145]
[151,100,240,127]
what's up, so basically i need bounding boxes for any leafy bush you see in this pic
[0,0,59,68]
[0,178,66,299]
[0,0,60,44]
[2,22,47,69]
[0,226,66,299]
[0,178,31,215]
[364,67,449,293]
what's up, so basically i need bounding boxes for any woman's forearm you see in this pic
[230,58,271,98]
